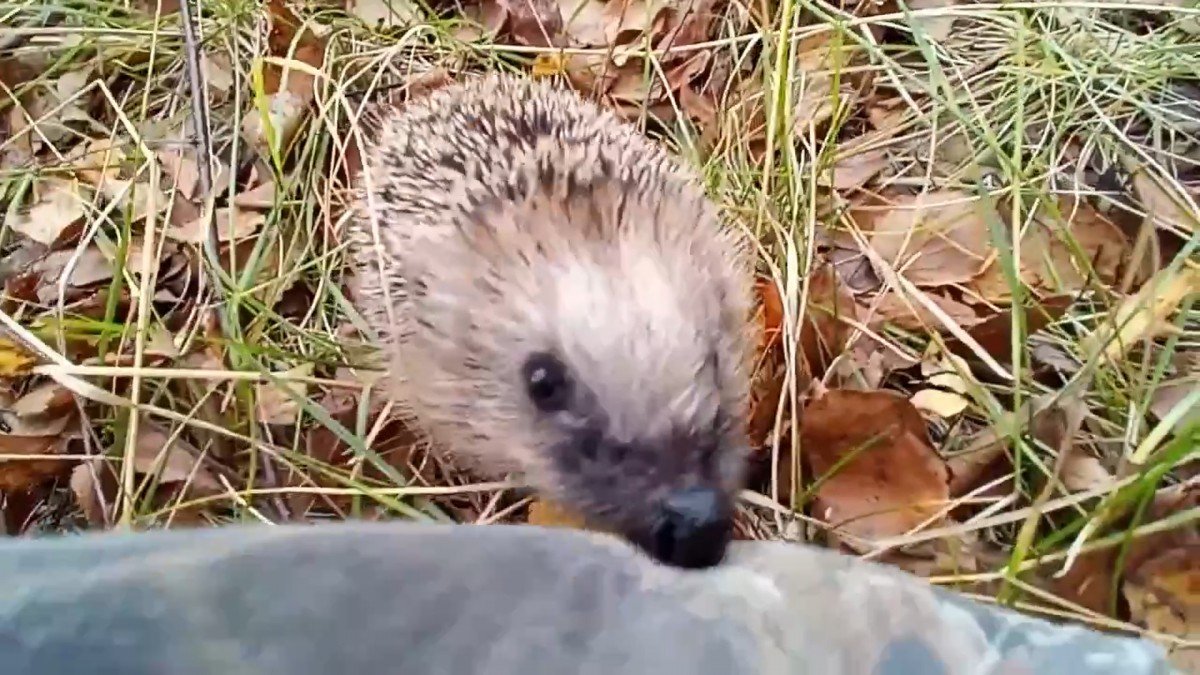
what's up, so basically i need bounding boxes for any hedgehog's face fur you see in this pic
[349,75,755,568]
[390,173,753,568]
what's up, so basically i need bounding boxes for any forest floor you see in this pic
[0,0,1197,667]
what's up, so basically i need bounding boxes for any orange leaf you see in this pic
[800,389,949,549]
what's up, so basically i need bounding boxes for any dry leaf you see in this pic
[69,459,110,526]
[902,0,958,42]
[264,0,326,100]
[1060,450,1115,492]
[800,389,949,549]
[910,352,972,418]
[791,33,859,132]
[1124,545,1200,672]
[556,0,608,45]
[9,381,74,418]
[74,136,126,187]
[944,294,1074,364]
[822,147,889,191]
[256,363,314,425]
[1048,484,1198,615]
[1081,264,1200,363]
[20,67,93,146]
[856,190,995,287]
[495,0,564,47]
[0,388,80,492]
[1126,161,1197,235]
[1150,374,1200,436]
[748,276,785,447]
[868,288,981,333]
[159,148,201,200]
[526,498,590,529]
[133,420,222,495]
[0,434,73,492]
[0,336,37,377]
[1,106,35,170]
[201,51,236,101]
[100,178,171,223]
[8,178,89,246]
[970,196,1130,300]
[168,207,264,244]
[233,181,278,210]
[798,261,858,378]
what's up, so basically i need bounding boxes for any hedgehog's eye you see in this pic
[522,352,572,412]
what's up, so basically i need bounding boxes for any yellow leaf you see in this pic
[526,499,590,529]
[1081,263,1200,364]
[0,336,36,377]
[531,53,567,78]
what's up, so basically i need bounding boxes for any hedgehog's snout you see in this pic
[640,486,733,569]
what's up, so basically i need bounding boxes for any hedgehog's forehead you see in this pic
[539,247,721,440]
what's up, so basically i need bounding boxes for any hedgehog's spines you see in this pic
[344,72,755,551]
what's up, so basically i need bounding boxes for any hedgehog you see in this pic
[344,73,755,569]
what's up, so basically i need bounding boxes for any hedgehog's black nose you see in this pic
[645,487,732,569]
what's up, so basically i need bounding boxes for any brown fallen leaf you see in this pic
[867,288,981,333]
[800,388,950,550]
[526,498,591,529]
[656,0,719,49]
[821,146,889,191]
[100,178,172,223]
[1149,359,1200,436]
[20,68,94,148]
[1048,483,1198,616]
[201,51,237,102]
[159,147,202,200]
[555,0,609,45]
[970,196,1131,301]
[798,260,858,378]
[496,0,564,46]
[748,276,785,448]
[264,0,326,100]
[233,181,278,209]
[73,136,127,187]
[791,32,861,132]
[1059,450,1115,493]
[1,105,36,170]
[69,459,112,527]
[944,294,1075,364]
[855,190,995,287]
[1125,159,1198,236]
[256,363,314,425]
[0,386,80,492]
[133,420,222,495]
[167,207,265,244]
[8,178,90,247]
[1124,545,1200,672]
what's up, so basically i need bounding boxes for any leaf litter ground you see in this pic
[0,0,1198,666]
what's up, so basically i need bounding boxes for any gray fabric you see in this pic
[0,522,1178,674]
